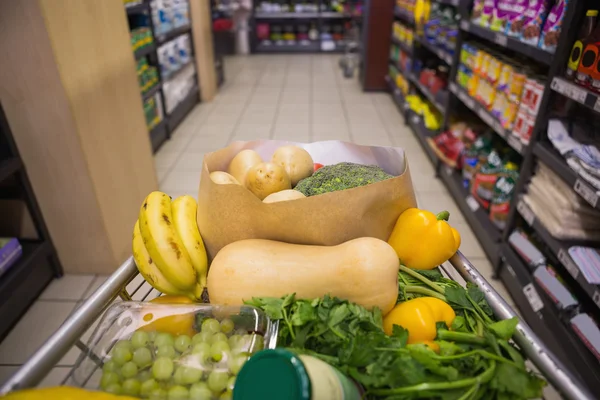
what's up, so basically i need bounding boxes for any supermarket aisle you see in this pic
[0,55,513,388]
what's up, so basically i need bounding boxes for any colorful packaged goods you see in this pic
[539,0,569,52]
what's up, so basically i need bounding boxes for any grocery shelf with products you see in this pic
[385,0,600,392]
[251,1,363,53]
[124,0,200,153]
[0,104,62,342]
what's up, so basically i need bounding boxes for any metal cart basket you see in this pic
[0,251,595,399]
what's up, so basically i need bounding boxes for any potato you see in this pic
[210,171,240,185]
[228,149,262,185]
[245,162,291,200]
[263,189,306,203]
[272,145,314,186]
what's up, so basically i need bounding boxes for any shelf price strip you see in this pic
[523,283,544,312]
[550,77,588,105]
[517,199,536,226]
[574,179,599,208]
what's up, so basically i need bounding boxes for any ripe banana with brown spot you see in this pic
[171,195,208,290]
[138,191,198,293]
[132,220,183,296]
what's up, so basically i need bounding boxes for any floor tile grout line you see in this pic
[333,59,355,143]
[269,57,292,140]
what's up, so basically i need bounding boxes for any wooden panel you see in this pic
[38,0,159,268]
[362,0,395,91]
[0,1,113,272]
[190,0,217,101]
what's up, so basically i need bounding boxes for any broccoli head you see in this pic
[294,162,394,196]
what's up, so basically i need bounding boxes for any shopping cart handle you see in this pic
[0,257,137,394]
[448,251,594,400]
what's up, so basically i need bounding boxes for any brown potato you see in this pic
[245,162,291,200]
[209,171,240,185]
[228,149,262,185]
[272,145,314,186]
[263,189,306,203]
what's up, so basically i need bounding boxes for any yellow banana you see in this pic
[138,191,197,292]
[172,196,208,289]
[132,220,184,296]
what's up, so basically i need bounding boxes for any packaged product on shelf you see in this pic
[508,67,527,102]
[520,76,545,116]
[516,0,551,46]
[165,41,180,74]
[462,136,492,188]
[566,10,598,81]
[538,0,568,52]
[489,171,517,228]
[513,109,536,144]
[151,0,174,35]
[0,238,22,278]
[501,97,519,129]
[471,149,504,209]
[503,0,528,38]
[175,34,191,65]
[489,0,512,32]
[457,65,472,88]
[568,246,600,285]
[533,265,579,310]
[571,313,600,361]
[508,229,547,268]
[472,0,496,28]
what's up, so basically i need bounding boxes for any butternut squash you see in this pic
[207,238,399,314]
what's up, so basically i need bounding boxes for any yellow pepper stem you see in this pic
[436,211,450,221]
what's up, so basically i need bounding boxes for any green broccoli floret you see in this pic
[294,162,394,196]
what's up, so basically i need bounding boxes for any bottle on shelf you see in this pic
[576,12,600,90]
[309,22,319,41]
[567,10,598,81]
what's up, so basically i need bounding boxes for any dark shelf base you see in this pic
[255,41,321,53]
[150,119,168,154]
[167,87,199,133]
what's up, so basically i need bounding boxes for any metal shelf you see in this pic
[255,12,319,19]
[394,6,415,25]
[134,43,156,60]
[255,41,321,53]
[516,198,600,310]
[459,20,553,66]
[141,82,162,101]
[439,166,502,263]
[533,142,600,209]
[391,36,413,56]
[500,244,600,391]
[156,25,191,45]
[449,82,525,154]
[125,1,149,14]
[149,119,168,154]
[416,35,454,65]
[0,157,22,184]
[407,110,440,166]
[550,77,600,113]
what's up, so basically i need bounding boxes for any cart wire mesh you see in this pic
[0,251,595,399]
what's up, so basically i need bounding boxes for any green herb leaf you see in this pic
[391,325,409,347]
[450,315,467,332]
[488,317,519,340]
[445,286,473,311]
[244,297,284,320]
[415,268,443,281]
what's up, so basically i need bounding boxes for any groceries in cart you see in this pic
[6,141,547,399]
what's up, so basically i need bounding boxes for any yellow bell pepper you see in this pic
[2,387,138,399]
[138,295,197,337]
[383,297,456,349]
[388,208,461,270]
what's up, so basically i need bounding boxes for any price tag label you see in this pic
[466,195,480,211]
[460,20,469,31]
[593,291,600,308]
[444,165,453,176]
[523,284,544,312]
[508,134,524,153]
[558,248,580,280]
[412,115,421,125]
[507,265,517,278]
[443,53,453,65]
[574,179,599,207]
[494,33,508,47]
[321,41,335,51]
[517,200,535,226]
[552,78,587,104]
[394,88,401,97]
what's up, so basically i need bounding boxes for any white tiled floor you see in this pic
[0,55,519,389]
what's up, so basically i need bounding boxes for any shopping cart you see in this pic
[0,252,595,399]
[338,2,363,79]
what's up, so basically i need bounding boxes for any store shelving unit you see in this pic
[251,1,359,53]
[0,103,62,342]
[385,1,600,392]
[125,0,200,153]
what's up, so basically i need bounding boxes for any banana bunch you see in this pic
[132,192,207,300]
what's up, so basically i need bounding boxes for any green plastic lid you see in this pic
[233,349,311,400]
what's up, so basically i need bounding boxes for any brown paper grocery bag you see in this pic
[197,140,417,260]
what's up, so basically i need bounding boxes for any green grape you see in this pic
[131,331,149,349]
[192,332,205,345]
[104,383,122,395]
[137,369,152,382]
[201,318,221,334]
[227,376,236,391]
[220,319,235,334]
[114,340,132,350]
[133,347,152,367]
[174,335,192,353]
[192,342,211,354]
[211,341,230,362]
[152,357,174,381]
[195,331,213,343]
[181,366,203,384]
[194,349,211,365]
[211,332,228,344]
[100,371,120,389]
[112,347,133,365]
[122,378,141,396]
[220,390,233,400]
[168,385,189,400]
[156,344,176,359]
[102,359,118,373]
[208,370,229,393]
[173,366,186,386]
[227,335,241,348]
[121,361,138,378]
[154,332,175,347]
[147,331,158,343]
[189,382,212,400]
[227,354,247,375]
[140,378,160,397]
[148,387,167,400]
